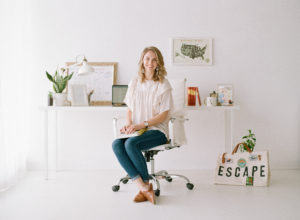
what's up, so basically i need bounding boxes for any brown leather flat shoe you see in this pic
[133,191,147,203]
[141,183,156,205]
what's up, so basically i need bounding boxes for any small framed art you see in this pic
[217,84,233,106]
[112,85,128,106]
[171,38,213,65]
[69,84,89,106]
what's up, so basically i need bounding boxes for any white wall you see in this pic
[24,0,300,170]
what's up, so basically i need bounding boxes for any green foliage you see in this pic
[88,90,94,104]
[46,69,73,93]
[240,129,256,152]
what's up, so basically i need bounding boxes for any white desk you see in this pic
[40,105,240,180]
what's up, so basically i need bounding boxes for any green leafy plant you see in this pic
[88,90,94,104]
[46,69,73,93]
[240,129,256,152]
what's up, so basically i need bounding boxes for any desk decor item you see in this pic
[187,87,201,106]
[112,85,128,106]
[204,90,217,106]
[171,38,213,65]
[64,55,95,76]
[204,97,216,106]
[48,92,53,106]
[69,84,89,106]
[217,84,233,106]
[46,69,73,106]
[210,91,217,98]
[66,62,117,106]
[214,130,270,186]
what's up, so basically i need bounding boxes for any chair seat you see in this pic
[142,143,180,152]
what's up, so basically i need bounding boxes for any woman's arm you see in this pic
[125,110,169,134]
[126,109,133,125]
[145,110,169,128]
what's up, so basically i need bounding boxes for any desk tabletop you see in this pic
[187,105,240,110]
[40,105,240,111]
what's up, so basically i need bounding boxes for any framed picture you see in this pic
[112,85,128,106]
[171,38,213,65]
[66,62,117,105]
[69,84,89,106]
[217,84,233,106]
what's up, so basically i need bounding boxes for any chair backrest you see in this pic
[168,78,187,145]
[168,78,187,116]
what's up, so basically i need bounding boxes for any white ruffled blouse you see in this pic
[124,77,173,139]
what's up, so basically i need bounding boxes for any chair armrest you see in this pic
[113,117,119,139]
[113,115,128,138]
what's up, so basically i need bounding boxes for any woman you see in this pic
[112,46,173,204]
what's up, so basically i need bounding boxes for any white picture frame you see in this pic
[217,84,233,106]
[171,38,213,65]
[69,84,89,106]
[66,62,117,105]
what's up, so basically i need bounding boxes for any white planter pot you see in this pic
[53,93,67,106]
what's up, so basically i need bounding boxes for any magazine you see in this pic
[115,132,139,139]
[115,128,148,139]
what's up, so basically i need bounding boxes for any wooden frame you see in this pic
[171,38,213,65]
[66,62,117,106]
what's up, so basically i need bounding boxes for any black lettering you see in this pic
[252,166,258,176]
[218,166,224,176]
[226,167,232,177]
[235,167,240,177]
[243,166,249,177]
[260,165,265,177]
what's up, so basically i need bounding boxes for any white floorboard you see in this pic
[0,170,299,220]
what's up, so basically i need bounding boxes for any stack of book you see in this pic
[187,87,201,106]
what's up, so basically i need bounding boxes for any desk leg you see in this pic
[224,110,233,153]
[44,110,48,180]
[55,110,58,172]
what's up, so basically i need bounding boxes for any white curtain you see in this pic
[0,0,31,192]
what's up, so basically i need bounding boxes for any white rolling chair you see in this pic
[112,78,194,196]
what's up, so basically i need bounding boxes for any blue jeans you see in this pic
[112,130,167,182]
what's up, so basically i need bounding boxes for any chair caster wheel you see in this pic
[186,183,194,190]
[166,177,173,182]
[112,185,120,192]
[122,179,128,184]
[154,189,160,197]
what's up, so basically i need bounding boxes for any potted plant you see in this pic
[239,129,256,152]
[48,91,53,106]
[46,68,73,106]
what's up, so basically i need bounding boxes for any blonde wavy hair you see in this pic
[138,46,167,83]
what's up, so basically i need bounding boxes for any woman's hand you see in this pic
[121,124,144,134]
[120,125,131,134]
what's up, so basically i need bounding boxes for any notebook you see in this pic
[116,132,139,139]
[115,128,148,139]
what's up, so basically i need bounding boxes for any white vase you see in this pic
[53,93,67,106]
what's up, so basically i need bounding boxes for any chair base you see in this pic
[112,150,194,196]
[112,170,194,196]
